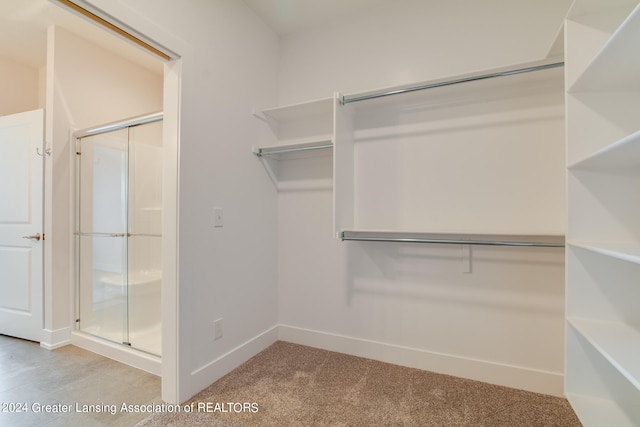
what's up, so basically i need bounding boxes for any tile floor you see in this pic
[0,334,161,426]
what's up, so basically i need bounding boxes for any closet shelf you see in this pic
[568,317,640,391]
[568,129,640,172]
[253,135,333,158]
[569,3,640,93]
[256,97,333,121]
[569,242,640,264]
[566,392,636,427]
[340,230,565,248]
[561,0,639,423]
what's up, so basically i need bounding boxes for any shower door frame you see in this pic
[73,112,163,353]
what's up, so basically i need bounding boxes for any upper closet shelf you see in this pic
[253,97,335,158]
[568,128,640,172]
[255,97,333,122]
[340,58,564,106]
[569,2,640,93]
[546,24,565,58]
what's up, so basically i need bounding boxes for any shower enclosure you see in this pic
[75,113,162,357]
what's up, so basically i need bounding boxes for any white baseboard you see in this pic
[71,331,161,376]
[278,324,564,397]
[40,327,71,350]
[188,325,279,399]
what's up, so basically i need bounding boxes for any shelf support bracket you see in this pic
[461,244,472,274]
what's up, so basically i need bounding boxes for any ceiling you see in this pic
[0,0,162,73]
[0,1,387,73]
[242,0,389,35]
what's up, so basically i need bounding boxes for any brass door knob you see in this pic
[22,233,42,241]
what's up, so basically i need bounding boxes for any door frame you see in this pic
[44,0,183,404]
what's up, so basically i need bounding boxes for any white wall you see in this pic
[84,0,280,402]
[78,0,569,401]
[275,0,571,396]
[44,25,163,346]
[278,0,571,105]
[0,56,39,115]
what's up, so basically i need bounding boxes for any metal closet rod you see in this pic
[255,143,333,157]
[75,232,162,238]
[341,61,564,105]
[74,112,163,139]
[339,232,565,248]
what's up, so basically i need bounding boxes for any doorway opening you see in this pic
[45,0,181,403]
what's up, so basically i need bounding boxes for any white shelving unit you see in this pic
[565,1,640,425]
[253,97,336,188]
[253,97,334,156]
[254,59,566,243]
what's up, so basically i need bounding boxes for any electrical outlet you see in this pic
[213,318,223,341]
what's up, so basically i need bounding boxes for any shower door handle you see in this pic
[22,233,42,241]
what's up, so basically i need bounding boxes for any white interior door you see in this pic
[0,109,44,342]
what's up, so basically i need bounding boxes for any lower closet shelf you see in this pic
[565,392,637,427]
[568,317,640,390]
[339,230,565,247]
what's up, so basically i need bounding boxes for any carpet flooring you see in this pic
[137,341,581,426]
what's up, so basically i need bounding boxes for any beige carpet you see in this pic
[137,341,581,427]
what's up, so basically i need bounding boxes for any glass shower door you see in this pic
[127,120,162,355]
[76,116,163,356]
[77,128,130,345]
